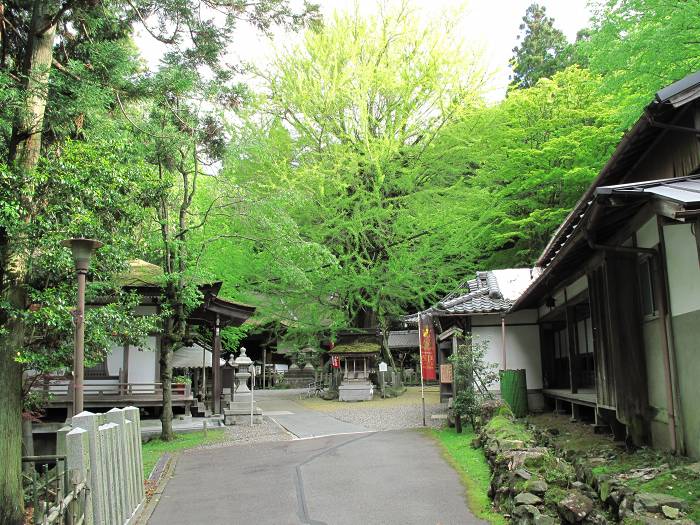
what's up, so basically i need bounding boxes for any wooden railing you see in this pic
[22,455,87,525]
[34,376,192,401]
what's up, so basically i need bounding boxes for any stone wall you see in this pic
[282,365,316,388]
[475,401,695,524]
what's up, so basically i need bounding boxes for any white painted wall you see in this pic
[636,217,660,249]
[470,313,542,390]
[103,336,158,392]
[129,335,158,392]
[664,223,700,317]
[566,276,588,299]
[106,344,124,377]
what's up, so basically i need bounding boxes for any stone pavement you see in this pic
[147,430,486,525]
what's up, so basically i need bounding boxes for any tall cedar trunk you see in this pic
[160,303,175,441]
[0,3,57,522]
[0,315,24,525]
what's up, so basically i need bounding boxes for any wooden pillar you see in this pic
[262,347,267,390]
[566,305,579,394]
[121,343,129,395]
[501,315,507,370]
[212,314,222,415]
[201,344,207,402]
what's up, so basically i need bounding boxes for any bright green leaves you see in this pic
[581,0,700,128]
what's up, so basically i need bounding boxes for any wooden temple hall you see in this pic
[510,70,700,457]
[35,260,256,418]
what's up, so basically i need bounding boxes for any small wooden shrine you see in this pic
[329,340,380,401]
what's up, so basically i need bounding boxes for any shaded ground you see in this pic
[528,412,700,523]
[148,430,485,525]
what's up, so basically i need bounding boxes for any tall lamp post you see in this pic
[62,238,102,416]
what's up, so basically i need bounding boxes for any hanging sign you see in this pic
[331,355,341,368]
[419,314,437,381]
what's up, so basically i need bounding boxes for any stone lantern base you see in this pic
[222,394,263,425]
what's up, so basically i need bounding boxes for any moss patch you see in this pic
[433,428,507,525]
[328,342,380,354]
[528,412,699,522]
[484,415,532,443]
[630,468,700,523]
[142,430,226,479]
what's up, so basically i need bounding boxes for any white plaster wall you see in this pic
[106,344,123,376]
[471,322,542,390]
[664,223,700,317]
[105,339,157,390]
[471,311,540,324]
[128,335,158,392]
[636,217,660,249]
[566,276,588,299]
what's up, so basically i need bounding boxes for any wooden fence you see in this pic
[22,455,88,525]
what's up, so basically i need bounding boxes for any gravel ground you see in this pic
[324,402,448,431]
[197,418,294,449]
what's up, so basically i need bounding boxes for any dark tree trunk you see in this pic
[160,318,174,441]
[0,2,58,521]
[0,312,24,525]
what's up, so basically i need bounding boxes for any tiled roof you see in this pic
[435,271,512,314]
[404,269,535,322]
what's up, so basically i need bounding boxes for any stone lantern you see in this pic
[223,346,263,426]
[233,347,253,394]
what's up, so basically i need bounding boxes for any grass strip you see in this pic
[433,427,506,525]
[142,430,226,479]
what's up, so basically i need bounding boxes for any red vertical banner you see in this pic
[419,314,437,381]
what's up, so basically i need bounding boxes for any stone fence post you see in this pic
[66,427,94,525]
[67,407,145,525]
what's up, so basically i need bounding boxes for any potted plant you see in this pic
[172,374,192,393]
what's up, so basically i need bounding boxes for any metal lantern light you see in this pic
[62,238,102,416]
[62,238,103,272]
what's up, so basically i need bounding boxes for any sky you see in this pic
[135,0,593,102]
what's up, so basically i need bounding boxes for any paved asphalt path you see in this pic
[257,398,368,438]
[148,430,485,525]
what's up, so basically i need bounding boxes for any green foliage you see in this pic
[1,138,160,374]
[171,375,191,385]
[427,66,620,266]
[496,405,514,418]
[218,4,489,336]
[509,3,573,89]
[449,336,499,426]
[580,0,700,128]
